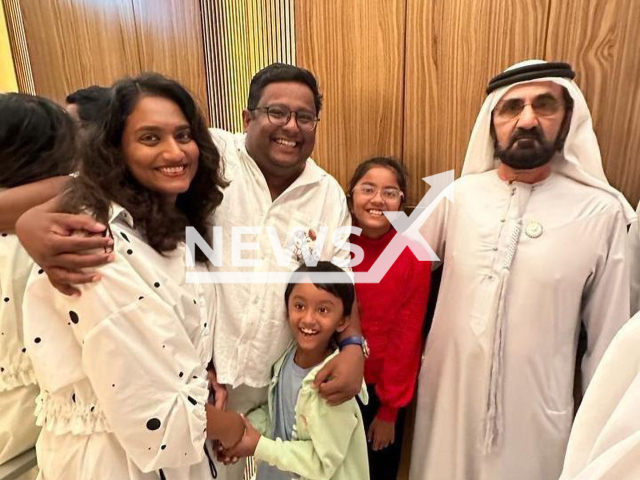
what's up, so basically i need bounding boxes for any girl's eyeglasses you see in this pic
[352,185,403,201]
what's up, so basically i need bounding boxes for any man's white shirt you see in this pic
[209,129,351,388]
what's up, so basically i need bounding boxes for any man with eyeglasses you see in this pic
[205,63,367,479]
[5,64,367,480]
[410,60,635,480]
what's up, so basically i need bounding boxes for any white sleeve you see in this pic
[627,201,640,315]
[417,193,449,268]
[24,248,209,473]
[580,207,631,390]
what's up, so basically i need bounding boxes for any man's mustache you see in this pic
[508,128,543,148]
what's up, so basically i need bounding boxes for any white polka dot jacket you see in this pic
[22,203,218,479]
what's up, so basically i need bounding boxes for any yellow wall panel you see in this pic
[0,0,18,92]
[201,0,295,131]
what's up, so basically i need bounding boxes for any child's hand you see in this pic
[219,412,246,448]
[206,406,245,448]
[368,417,395,451]
[221,417,261,460]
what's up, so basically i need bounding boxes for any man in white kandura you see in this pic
[409,60,635,480]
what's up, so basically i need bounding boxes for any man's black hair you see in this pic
[247,63,323,114]
[66,85,109,123]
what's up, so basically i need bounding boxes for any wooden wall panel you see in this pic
[131,0,208,116]
[403,0,550,204]
[6,0,208,114]
[16,0,140,102]
[545,0,640,207]
[295,0,405,190]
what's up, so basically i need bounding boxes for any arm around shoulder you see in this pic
[16,196,113,296]
[0,176,69,231]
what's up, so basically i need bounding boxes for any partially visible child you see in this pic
[225,261,369,480]
[347,157,431,480]
[0,93,76,473]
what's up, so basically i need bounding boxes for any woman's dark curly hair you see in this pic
[0,93,76,188]
[61,73,227,262]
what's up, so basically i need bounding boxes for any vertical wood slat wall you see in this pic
[200,0,296,133]
[2,0,35,94]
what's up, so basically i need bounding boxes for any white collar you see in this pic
[109,203,135,228]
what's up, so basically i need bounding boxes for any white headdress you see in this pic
[462,59,635,223]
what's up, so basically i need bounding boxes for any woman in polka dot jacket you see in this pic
[22,74,245,480]
[0,94,76,471]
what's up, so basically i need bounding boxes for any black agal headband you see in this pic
[486,62,575,94]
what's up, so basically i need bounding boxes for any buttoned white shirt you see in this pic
[209,129,352,388]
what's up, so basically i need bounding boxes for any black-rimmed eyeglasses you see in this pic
[250,106,319,132]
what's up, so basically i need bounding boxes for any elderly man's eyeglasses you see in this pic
[353,185,404,201]
[494,95,564,121]
[251,106,319,132]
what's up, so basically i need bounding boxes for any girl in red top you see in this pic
[348,157,431,480]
